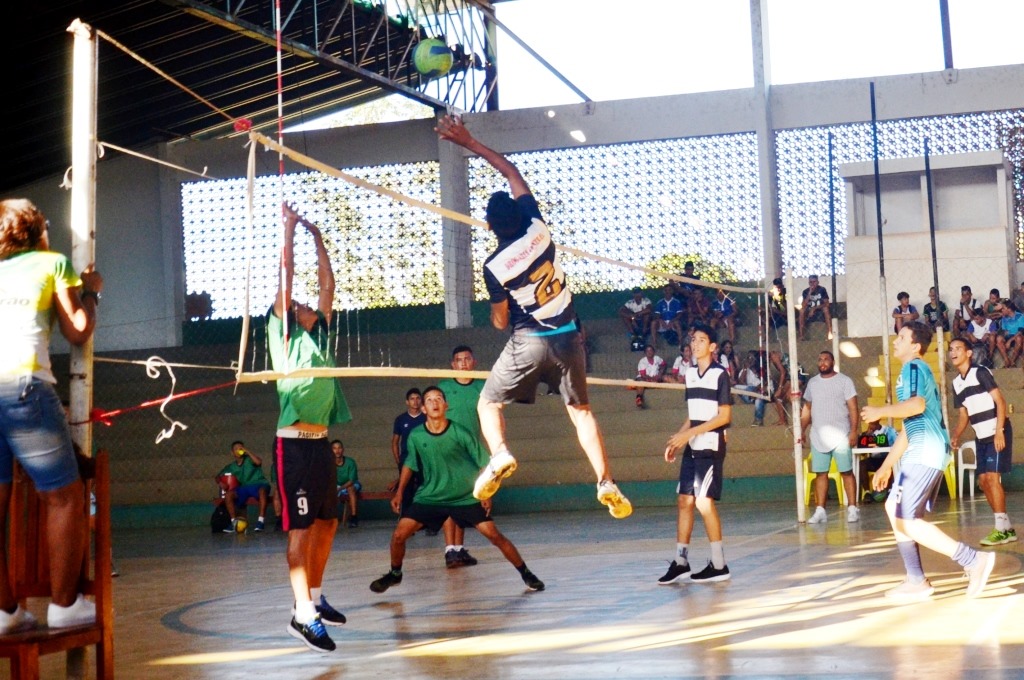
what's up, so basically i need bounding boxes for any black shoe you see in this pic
[274,518,283,532]
[287,616,335,653]
[521,569,545,591]
[445,550,461,569]
[457,548,478,567]
[690,561,730,583]
[347,516,359,529]
[370,570,403,593]
[657,560,691,585]
[315,595,346,626]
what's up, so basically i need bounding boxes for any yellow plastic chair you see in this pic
[804,456,846,506]
[943,455,958,499]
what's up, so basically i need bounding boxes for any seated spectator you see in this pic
[673,261,711,325]
[710,288,737,343]
[983,288,1003,321]
[953,285,978,335]
[619,287,652,348]
[798,275,832,341]
[767,350,792,426]
[995,301,1024,368]
[652,284,684,349]
[859,419,898,502]
[216,440,272,533]
[891,291,919,333]
[718,339,739,384]
[333,439,361,528]
[964,307,998,368]
[664,344,693,384]
[768,277,787,329]
[922,286,949,332]
[1012,281,1024,314]
[634,344,665,409]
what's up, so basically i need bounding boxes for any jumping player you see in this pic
[659,324,733,584]
[862,322,995,601]
[435,115,631,519]
[949,337,1016,545]
[269,202,352,652]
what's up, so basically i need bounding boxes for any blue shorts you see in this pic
[677,447,725,501]
[234,483,269,505]
[810,443,853,473]
[338,481,362,496]
[977,425,1012,475]
[0,378,80,492]
[887,463,944,520]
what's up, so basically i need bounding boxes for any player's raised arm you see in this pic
[273,202,299,319]
[436,115,530,198]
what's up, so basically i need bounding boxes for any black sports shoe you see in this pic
[690,561,730,583]
[370,570,403,593]
[521,569,545,591]
[287,616,335,653]
[316,595,346,626]
[347,516,359,528]
[657,560,691,585]
[457,548,478,567]
[445,550,461,569]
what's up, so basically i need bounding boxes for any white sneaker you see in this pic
[847,506,860,523]
[473,450,517,501]
[0,605,37,635]
[596,480,632,519]
[965,551,996,598]
[47,594,96,629]
[807,507,827,524]
[885,578,934,602]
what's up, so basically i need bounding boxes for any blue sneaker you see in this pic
[315,595,346,626]
[287,615,335,653]
[253,520,265,533]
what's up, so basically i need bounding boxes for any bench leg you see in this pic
[13,643,41,680]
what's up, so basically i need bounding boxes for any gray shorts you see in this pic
[481,329,588,406]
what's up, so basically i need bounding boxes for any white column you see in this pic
[750,0,781,280]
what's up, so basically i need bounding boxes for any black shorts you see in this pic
[977,423,1013,475]
[275,435,335,531]
[678,447,725,501]
[481,329,588,406]
[401,502,491,534]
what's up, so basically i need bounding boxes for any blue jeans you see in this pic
[0,377,80,491]
[738,391,766,421]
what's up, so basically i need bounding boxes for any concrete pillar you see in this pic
[439,127,474,328]
[750,0,781,280]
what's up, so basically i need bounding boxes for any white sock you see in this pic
[710,541,726,569]
[675,543,689,565]
[294,599,316,624]
[445,545,457,553]
[310,587,322,602]
[995,513,1011,531]
[258,515,265,523]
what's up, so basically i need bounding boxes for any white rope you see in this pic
[95,357,236,371]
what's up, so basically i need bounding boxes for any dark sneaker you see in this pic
[657,560,691,585]
[316,596,346,626]
[370,570,403,593]
[274,518,283,532]
[457,548,478,567]
[253,520,265,533]
[287,616,335,653]
[521,569,545,591]
[347,516,359,529]
[223,518,237,534]
[690,561,731,583]
[445,550,461,569]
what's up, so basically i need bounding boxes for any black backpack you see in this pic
[210,502,232,533]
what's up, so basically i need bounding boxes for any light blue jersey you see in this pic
[897,358,950,470]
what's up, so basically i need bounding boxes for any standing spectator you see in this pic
[664,344,693,384]
[634,344,666,409]
[995,302,1024,368]
[658,324,733,584]
[391,388,426,516]
[710,289,737,344]
[269,202,351,652]
[953,285,978,335]
[216,440,271,532]
[798,275,832,341]
[0,198,101,633]
[922,286,949,332]
[800,351,860,524]
[437,345,483,568]
[333,440,360,529]
[964,307,998,368]
[891,291,919,334]
[767,351,791,426]
[652,285,684,349]
[618,287,652,347]
[949,338,1016,546]
[861,322,995,601]
[982,288,1003,321]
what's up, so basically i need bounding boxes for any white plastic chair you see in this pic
[957,440,977,499]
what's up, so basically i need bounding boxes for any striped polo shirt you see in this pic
[684,362,732,457]
[952,365,999,443]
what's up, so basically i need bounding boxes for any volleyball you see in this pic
[235,518,248,533]
[413,38,453,78]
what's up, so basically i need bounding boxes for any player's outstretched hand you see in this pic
[435,114,473,147]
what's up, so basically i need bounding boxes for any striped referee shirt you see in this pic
[952,365,999,443]
[684,363,732,457]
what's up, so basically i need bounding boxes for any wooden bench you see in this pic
[340,490,392,527]
[0,450,113,679]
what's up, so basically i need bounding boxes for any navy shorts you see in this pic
[888,463,944,520]
[401,502,491,534]
[482,329,588,406]
[234,483,269,505]
[677,447,725,501]
[977,423,1012,475]
[275,435,335,531]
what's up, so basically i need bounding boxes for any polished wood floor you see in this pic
[6,493,1024,679]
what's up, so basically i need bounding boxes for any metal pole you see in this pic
[871,82,893,406]
[939,0,954,70]
[786,269,805,522]
[827,132,841,370]
[924,137,952,442]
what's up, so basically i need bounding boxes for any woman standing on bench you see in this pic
[0,198,103,632]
